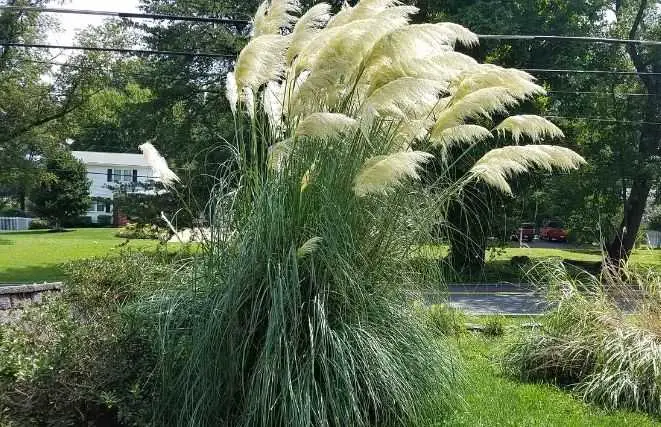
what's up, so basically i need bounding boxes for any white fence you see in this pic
[647,231,661,249]
[0,217,33,232]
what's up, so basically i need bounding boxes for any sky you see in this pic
[47,0,140,45]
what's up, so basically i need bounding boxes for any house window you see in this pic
[122,169,131,182]
[96,202,106,212]
[113,169,122,182]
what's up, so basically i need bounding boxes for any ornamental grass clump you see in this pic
[503,261,661,416]
[153,0,585,425]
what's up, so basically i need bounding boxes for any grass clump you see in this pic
[154,137,462,426]
[424,304,467,337]
[503,261,661,416]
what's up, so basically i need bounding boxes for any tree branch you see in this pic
[626,0,649,78]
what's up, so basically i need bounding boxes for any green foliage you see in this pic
[444,329,659,426]
[30,149,91,229]
[483,316,506,337]
[502,262,661,416]
[648,204,661,232]
[116,223,169,240]
[424,304,467,337]
[0,250,189,426]
[97,214,113,226]
[27,218,49,230]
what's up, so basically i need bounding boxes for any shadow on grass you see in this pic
[0,264,65,284]
[0,238,14,246]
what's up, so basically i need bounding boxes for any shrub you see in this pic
[0,249,190,426]
[483,315,505,337]
[61,215,93,228]
[97,214,113,226]
[503,262,661,415]
[28,218,49,230]
[0,207,30,217]
[424,304,466,336]
[116,223,169,240]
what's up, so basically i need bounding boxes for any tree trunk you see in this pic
[606,0,661,266]
[606,177,651,264]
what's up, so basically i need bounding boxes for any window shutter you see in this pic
[132,169,138,183]
[105,202,111,213]
[107,169,113,182]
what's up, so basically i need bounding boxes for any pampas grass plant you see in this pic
[153,0,585,425]
[503,261,661,416]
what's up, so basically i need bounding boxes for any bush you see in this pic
[424,304,466,336]
[28,218,50,230]
[0,207,30,217]
[116,223,169,240]
[0,249,191,426]
[61,215,93,228]
[97,214,113,226]
[503,262,661,415]
[647,204,661,232]
[483,316,505,337]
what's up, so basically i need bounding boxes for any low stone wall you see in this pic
[0,282,62,323]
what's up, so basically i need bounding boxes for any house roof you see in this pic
[71,151,151,168]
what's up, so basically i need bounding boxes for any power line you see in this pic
[547,90,660,97]
[0,5,251,25]
[7,45,661,76]
[523,68,661,76]
[544,115,661,126]
[0,42,236,58]
[4,5,661,47]
[478,34,661,46]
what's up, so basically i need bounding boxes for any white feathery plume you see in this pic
[300,162,316,192]
[296,113,358,138]
[138,142,180,187]
[234,35,290,90]
[253,0,301,37]
[363,52,474,96]
[327,0,401,28]
[434,22,480,47]
[297,236,323,258]
[393,118,435,150]
[267,138,292,171]
[287,3,332,65]
[432,86,520,132]
[353,151,434,197]
[494,115,564,143]
[293,13,413,113]
[263,81,284,131]
[225,71,238,115]
[450,66,545,101]
[360,77,447,122]
[469,144,585,194]
[430,124,493,160]
[242,87,255,118]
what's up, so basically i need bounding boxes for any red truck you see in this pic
[511,222,536,242]
[540,220,568,242]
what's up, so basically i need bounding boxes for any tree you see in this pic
[30,149,90,229]
[605,0,661,264]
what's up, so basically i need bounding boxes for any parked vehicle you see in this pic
[511,222,536,242]
[540,220,568,242]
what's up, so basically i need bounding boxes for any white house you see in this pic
[71,151,158,224]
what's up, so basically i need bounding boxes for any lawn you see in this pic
[0,228,161,283]
[436,319,660,426]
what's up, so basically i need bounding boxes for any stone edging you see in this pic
[0,282,63,311]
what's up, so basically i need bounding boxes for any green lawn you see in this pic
[436,320,660,426]
[0,228,160,283]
